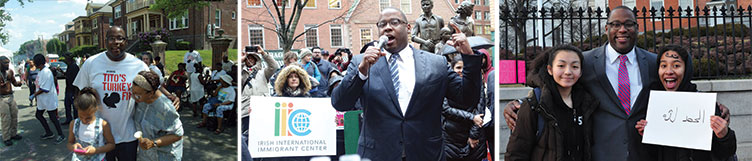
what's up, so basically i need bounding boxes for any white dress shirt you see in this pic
[359,47,416,116]
[605,44,642,109]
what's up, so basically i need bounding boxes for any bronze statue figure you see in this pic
[411,0,444,53]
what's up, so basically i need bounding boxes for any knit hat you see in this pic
[299,48,313,59]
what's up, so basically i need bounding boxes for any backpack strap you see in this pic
[532,88,545,139]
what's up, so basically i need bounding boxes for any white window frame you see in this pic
[169,12,189,30]
[248,24,265,48]
[400,0,411,14]
[114,5,122,18]
[92,18,98,28]
[475,11,482,20]
[678,0,694,16]
[330,24,343,48]
[215,9,221,27]
[304,24,319,48]
[622,0,635,8]
[360,28,372,47]
[379,0,390,11]
[130,21,138,35]
[328,0,341,9]
[232,11,236,20]
[650,0,663,19]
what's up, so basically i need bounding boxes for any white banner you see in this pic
[642,90,716,151]
[248,96,337,158]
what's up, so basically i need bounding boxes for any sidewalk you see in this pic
[0,80,237,160]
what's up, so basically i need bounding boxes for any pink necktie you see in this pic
[618,55,631,115]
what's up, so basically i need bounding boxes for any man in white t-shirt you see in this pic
[30,54,65,143]
[74,26,178,161]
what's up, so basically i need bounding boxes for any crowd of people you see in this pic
[242,7,495,161]
[503,6,737,161]
[0,26,238,160]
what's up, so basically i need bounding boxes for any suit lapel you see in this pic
[593,46,628,116]
[632,49,652,115]
[376,53,403,115]
[404,47,427,116]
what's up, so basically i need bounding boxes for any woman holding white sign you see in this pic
[505,45,599,161]
[635,44,736,160]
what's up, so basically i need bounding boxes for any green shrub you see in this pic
[176,41,191,50]
[713,24,749,37]
[636,34,656,49]
[69,45,103,57]
[693,58,720,77]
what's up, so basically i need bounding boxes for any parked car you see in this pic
[49,62,67,79]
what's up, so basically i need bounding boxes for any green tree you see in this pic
[14,40,35,56]
[69,45,103,57]
[149,0,208,19]
[46,38,66,54]
[0,0,31,45]
[150,0,210,50]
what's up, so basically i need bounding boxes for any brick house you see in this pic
[87,3,113,49]
[57,22,77,50]
[242,0,491,54]
[73,16,93,47]
[110,0,128,34]
[167,0,238,50]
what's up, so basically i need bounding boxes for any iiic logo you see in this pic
[274,102,312,136]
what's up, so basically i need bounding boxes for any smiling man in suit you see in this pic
[331,7,483,161]
[581,6,658,161]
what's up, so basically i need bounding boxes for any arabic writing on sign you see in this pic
[662,107,705,124]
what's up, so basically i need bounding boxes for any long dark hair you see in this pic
[527,44,584,90]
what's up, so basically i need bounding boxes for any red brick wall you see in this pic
[243,0,488,54]
[608,0,703,32]
[168,0,237,50]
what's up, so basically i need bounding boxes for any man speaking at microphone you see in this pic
[331,7,483,161]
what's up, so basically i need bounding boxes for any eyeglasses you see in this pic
[377,19,407,28]
[107,37,126,43]
[607,21,637,30]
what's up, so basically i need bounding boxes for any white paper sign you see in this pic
[248,96,337,158]
[642,90,716,151]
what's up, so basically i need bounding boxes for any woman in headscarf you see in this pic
[635,44,736,161]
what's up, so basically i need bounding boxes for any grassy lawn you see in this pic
[163,49,238,74]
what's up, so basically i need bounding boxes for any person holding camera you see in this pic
[241,45,279,135]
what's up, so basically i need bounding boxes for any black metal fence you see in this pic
[499,5,752,84]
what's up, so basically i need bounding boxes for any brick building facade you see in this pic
[168,0,238,50]
[242,0,491,54]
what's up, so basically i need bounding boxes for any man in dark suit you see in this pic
[581,6,657,161]
[331,7,483,161]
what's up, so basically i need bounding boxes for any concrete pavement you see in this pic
[0,79,237,160]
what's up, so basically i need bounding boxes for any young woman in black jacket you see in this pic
[506,45,598,161]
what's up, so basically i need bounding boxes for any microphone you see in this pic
[374,35,389,49]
